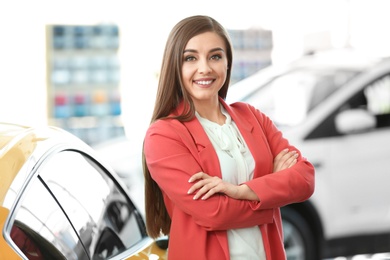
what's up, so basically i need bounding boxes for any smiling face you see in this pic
[181,31,229,108]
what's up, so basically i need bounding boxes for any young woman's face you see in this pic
[181,31,228,105]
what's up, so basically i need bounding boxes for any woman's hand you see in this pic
[273,148,298,172]
[187,172,239,200]
[187,172,259,201]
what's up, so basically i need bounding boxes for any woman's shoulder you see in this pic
[225,100,270,125]
[229,101,253,109]
[146,117,189,138]
[147,118,177,132]
[227,101,259,115]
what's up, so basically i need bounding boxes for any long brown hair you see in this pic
[143,15,233,238]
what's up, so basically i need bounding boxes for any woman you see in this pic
[143,15,315,260]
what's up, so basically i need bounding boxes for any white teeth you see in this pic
[196,80,213,85]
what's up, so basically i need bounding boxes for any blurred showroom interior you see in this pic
[0,0,389,151]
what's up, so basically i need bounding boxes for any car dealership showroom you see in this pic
[1,0,390,259]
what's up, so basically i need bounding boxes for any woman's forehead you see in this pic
[185,32,226,51]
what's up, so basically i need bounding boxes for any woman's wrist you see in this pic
[237,184,259,201]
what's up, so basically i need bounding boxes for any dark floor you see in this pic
[324,252,390,260]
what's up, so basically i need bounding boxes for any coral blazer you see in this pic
[144,98,315,260]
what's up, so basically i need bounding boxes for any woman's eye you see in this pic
[184,56,196,62]
[211,54,222,60]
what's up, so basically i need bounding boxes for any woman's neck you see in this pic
[195,101,226,125]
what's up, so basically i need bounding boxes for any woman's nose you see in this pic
[198,59,212,74]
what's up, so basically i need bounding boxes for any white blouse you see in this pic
[196,106,266,260]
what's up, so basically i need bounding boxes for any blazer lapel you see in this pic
[175,102,223,178]
[220,98,254,134]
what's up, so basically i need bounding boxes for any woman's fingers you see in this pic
[188,171,207,183]
[274,148,289,161]
[287,152,298,168]
[188,173,224,200]
[187,172,211,196]
[192,181,219,200]
[274,149,298,172]
[187,172,250,200]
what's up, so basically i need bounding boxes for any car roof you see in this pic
[227,48,389,103]
[289,49,385,69]
[0,123,91,208]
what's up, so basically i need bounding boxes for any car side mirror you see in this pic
[335,109,376,134]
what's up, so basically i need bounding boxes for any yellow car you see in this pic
[0,123,167,260]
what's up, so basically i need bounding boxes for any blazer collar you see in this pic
[219,98,253,133]
[175,97,254,148]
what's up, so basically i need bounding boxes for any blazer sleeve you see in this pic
[144,119,274,231]
[243,104,315,209]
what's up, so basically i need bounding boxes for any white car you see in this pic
[227,49,390,259]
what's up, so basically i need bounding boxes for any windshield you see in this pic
[242,67,359,127]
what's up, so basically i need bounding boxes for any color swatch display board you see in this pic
[228,29,273,84]
[46,24,124,144]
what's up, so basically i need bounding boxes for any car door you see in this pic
[305,73,390,239]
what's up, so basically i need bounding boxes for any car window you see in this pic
[10,172,87,259]
[365,74,390,126]
[243,67,357,127]
[307,74,390,139]
[9,150,146,260]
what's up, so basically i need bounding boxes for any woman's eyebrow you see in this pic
[183,49,197,54]
[210,47,225,53]
[183,47,225,54]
